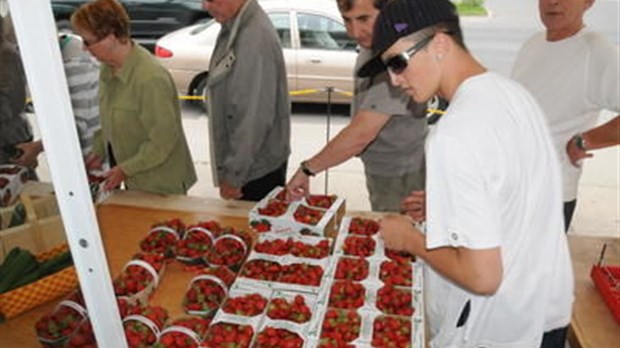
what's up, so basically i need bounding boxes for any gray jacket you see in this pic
[206,0,290,188]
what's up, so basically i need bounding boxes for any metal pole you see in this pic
[324,86,334,195]
[6,1,127,347]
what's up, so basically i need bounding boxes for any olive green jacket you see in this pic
[93,44,197,195]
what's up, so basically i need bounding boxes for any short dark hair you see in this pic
[336,0,392,12]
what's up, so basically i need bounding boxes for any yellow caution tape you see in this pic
[427,108,446,115]
[179,95,206,101]
[289,89,321,96]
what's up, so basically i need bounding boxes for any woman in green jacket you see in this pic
[71,0,196,195]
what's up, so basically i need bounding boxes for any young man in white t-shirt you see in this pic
[358,0,574,347]
[512,0,620,232]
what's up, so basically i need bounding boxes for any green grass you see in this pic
[455,0,488,16]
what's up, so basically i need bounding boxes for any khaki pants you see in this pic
[365,167,425,213]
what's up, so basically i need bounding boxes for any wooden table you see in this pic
[0,191,618,347]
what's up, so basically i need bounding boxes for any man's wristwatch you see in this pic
[300,160,316,177]
[573,133,588,151]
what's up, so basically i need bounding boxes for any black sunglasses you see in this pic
[383,34,435,75]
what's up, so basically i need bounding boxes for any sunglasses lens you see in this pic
[386,55,408,74]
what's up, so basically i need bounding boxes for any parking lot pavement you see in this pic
[28,106,618,238]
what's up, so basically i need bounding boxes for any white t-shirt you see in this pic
[512,29,620,201]
[425,72,574,348]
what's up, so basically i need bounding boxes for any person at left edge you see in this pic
[71,0,197,195]
[203,0,291,201]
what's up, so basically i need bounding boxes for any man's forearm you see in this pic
[409,230,503,295]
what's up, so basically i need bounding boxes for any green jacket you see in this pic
[93,44,197,195]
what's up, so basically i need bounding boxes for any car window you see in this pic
[297,13,355,51]
[268,12,291,49]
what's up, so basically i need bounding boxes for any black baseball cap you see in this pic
[358,0,459,78]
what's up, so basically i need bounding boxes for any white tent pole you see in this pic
[7,1,127,346]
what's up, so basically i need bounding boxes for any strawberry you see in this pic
[253,326,303,348]
[343,236,376,257]
[258,199,289,217]
[376,285,414,316]
[222,293,268,317]
[306,194,337,209]
[335,257,369,281]
[266,295,311,323]
[379,260,412,287]
[328,280,365,309]
[279,263,324,286]
[250,219,272,233]
[203,322,254,348]
[65,320,97,348]
[372,315,412,348]
[348,217,379,236]
[205,236,247,269]
[290,240,330,259]
[293,205,324,225]
[154,317,210,348]
[123,305,168,348]
[35,303,87,342]
[319,309,361,345]
[240,260,282,281]
[254,238,293,255]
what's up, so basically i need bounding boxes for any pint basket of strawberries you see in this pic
[372,315,413,348]
[205,234,249,271]
[176,222,222,265]
[266,294,312,324]
[319,308,362,347]
[253,326,304,348]
[202,322,254,348]
[249,219,272,233]
[140,219,186,258]
[154,316,211,348]
[123,305,169,348]
[113,253,165,305]
[183,267,235,316]
[221,292,269,317]
[36,300,88,347]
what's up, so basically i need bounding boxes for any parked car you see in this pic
[51,0,211,46]
[154,0,357,105]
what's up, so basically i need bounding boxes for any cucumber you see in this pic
[0,249,39,293]
[38,251,73,278]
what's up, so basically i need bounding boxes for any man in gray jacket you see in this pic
[204,0,290,201]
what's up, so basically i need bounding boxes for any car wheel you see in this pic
[190,73,209,112]
[56,19,72,34]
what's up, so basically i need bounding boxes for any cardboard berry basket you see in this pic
[248,187,339,238]
[35,299,88,347]
[0,244,77,319]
